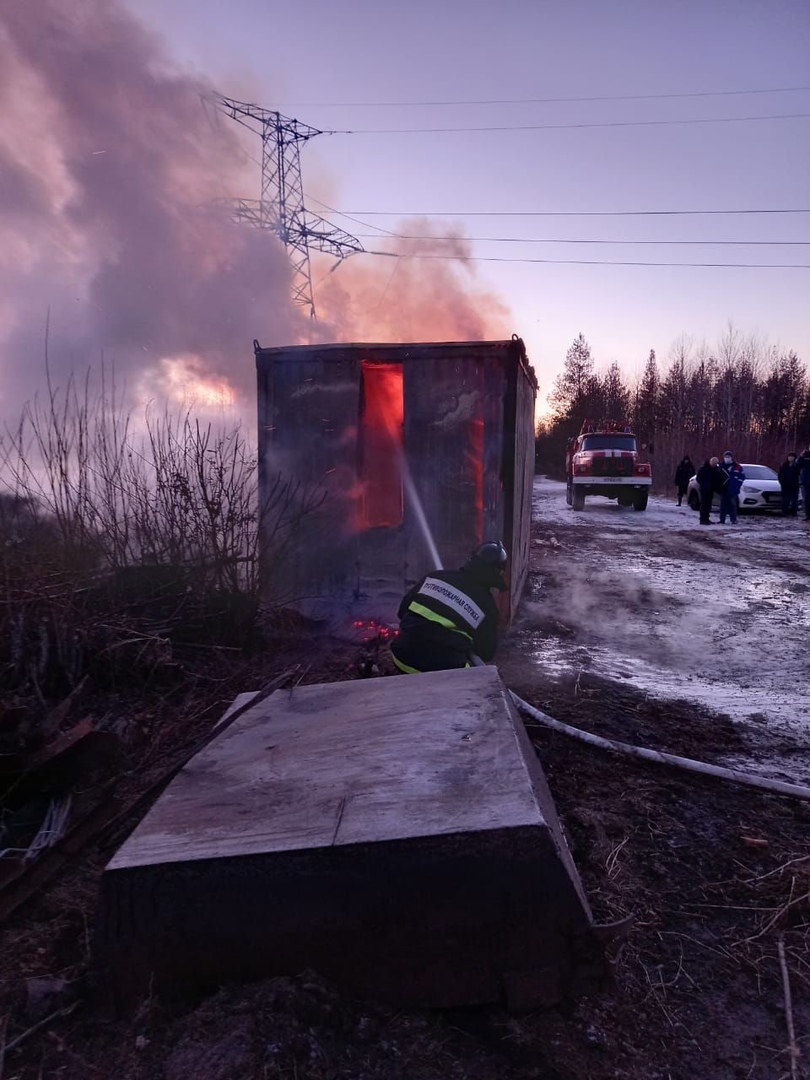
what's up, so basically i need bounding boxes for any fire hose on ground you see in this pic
[468,656,810,803]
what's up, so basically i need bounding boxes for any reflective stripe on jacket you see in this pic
[395,567,499,662]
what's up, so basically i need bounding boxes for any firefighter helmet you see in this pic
[463,541,508,590]
[473,541,508,568]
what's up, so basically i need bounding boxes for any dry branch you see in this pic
[0,1002,79,1063]
[740,889,810,946]
[778,936,801,1080]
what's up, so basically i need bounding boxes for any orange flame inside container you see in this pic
[360,362,404,529]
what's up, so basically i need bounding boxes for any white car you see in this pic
[687,464,798,513]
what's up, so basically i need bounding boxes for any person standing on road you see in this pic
[778,453,801,517]
[799,449,810,522]
[674,455,694,506]
[696,457,723,525]
[719,452,745,524]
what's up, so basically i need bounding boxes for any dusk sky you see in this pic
[123,0,810,403]
[2,1,807,416]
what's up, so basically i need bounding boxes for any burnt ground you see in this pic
[2,486,810,1078]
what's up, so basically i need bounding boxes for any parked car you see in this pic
[686,464,802,513]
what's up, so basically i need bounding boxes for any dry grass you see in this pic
[0,368,325,705]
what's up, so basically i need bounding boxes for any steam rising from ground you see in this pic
[0,0,305,414]
[520,565,712,670]
[522,479,810,742]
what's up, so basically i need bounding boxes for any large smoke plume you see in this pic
[317,220,511,342]
[0,0,513,420]
[0,0,305,414]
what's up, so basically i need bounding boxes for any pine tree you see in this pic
[634,349,660,437]
[688,354,715,440]
[550,333,595,421]
[601,361,631,420]
[659,340,690,436]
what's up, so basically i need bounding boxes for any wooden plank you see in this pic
[213,691,260,728]
[107,667,544,871]
[100,665,601,1010]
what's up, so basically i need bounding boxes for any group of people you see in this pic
[692,453,746,525]
[778,451,810,519]
[674,449,810,524]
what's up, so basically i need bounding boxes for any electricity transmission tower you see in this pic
[217,95,363,318]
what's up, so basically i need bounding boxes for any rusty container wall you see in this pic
[503,346,538,620]
[401,347,503,576]
[255,338,536,624]
[255,347,363,610]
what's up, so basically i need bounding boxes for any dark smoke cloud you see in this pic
[315,219,512,342]
[0,0,306,415]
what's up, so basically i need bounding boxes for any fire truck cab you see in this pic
[565,419,652,512]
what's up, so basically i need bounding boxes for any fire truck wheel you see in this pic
[572,487,585,511]
[632,491,648,512]
[566,482,573,506]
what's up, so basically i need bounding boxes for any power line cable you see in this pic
[361,250,810,269]
[306,198,810,251]
[337,207,810,218]
[335,111,810,135]
[305,194,399,236]
[352,232,810,247]
[276,84,810,108]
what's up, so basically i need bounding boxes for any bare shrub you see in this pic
[0,369,326,694]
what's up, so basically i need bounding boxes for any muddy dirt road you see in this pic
[490,479,810,1080]
[508,477,810,783]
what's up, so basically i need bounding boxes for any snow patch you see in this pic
[525,477,810,781]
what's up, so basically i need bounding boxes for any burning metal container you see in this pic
[255,336,537,624]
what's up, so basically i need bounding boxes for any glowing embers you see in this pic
[359,361,404,529]
[351,618,398,643]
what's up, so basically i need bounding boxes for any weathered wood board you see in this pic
[99,667,601,1009]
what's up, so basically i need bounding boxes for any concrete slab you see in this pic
[99,668,601,1009]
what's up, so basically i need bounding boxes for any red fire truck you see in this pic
[565,420,652,512]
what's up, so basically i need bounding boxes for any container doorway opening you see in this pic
[359,361,404,530]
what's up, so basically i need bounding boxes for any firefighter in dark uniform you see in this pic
[390,541,507,674]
